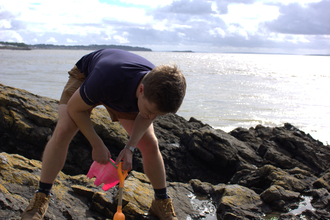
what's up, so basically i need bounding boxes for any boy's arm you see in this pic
[115,113,154,170]
[128,113,153,147]
[67,90,111,164]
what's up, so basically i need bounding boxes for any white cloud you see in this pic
[209,28,226,38]
[220,2,280,34]
[67,38,78,43]
[227,25,249,40]
[113,35,129,43]
[46,37,57,43]
[1,30,23,42]
[0,20,11,29]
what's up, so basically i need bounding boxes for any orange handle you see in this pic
[117,162,128,188]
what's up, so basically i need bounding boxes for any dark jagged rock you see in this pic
[214,184,271,219]
[230,124,329,175]
[1,83,330,219]
[260,185,300,212]
[230,165,313,194]
[313,169,330,191]
[278,213,300,220]
[310,188,330,210]
[154,117,263,184]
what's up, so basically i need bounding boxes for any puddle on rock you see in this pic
[263,196,315,220]
[289,196,315,215]
[186,193,315,220]
[186,193,217,220]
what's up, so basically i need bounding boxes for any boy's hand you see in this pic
[115,148,133,171]
[92,144,111,164]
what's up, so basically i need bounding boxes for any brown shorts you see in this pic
[59,65,138,122]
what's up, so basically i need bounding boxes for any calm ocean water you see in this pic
[1,49,329,144]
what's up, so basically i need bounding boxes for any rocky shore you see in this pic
[0,83,329,220]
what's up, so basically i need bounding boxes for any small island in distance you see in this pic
[0,41,152,51]
[172,50,194,53]
[0,42,197,53]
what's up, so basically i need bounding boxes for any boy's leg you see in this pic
[22,104,79,220]
[40,104,79,183]
[22,65,85,220]
[40,65,85,183]
[119,119,177,220]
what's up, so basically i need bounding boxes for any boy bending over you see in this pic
[22,49,186,220]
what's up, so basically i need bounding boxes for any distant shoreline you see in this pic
[0,41,152,52]
[0,42,31,50]
[172,50,194,53]
[1,42,329,56]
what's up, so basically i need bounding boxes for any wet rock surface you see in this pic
[1,83,330,219]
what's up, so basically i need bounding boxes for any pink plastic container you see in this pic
[87,159,119,191]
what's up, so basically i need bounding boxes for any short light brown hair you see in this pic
[142,64,186,113]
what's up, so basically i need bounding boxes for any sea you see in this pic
[0,49,329,145]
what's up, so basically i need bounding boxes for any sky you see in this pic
[0,0,329,54]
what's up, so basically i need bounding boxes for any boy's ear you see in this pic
[139,84,144,94]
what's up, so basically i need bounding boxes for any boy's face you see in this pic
[137,84,166,120]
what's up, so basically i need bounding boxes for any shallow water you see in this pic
[187,193,217,220]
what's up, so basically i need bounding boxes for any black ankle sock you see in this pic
[154,188,169,200]
[37,181,53,196]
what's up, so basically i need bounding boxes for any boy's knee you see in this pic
[138,138,159,155]
[51,122,77,142]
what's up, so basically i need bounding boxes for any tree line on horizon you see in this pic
[0,41,152,51]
